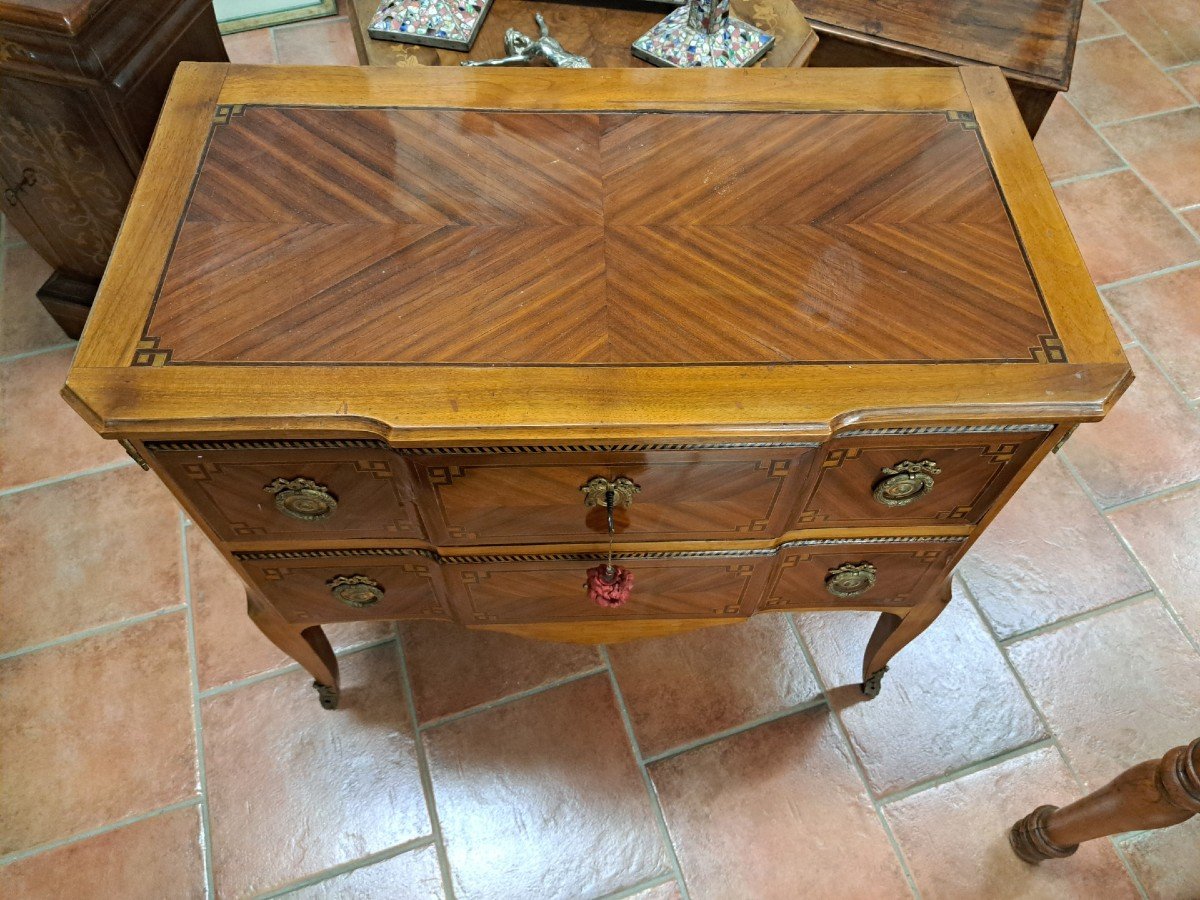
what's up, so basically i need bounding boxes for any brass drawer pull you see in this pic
[580,476,640,608]
[580,476,640,509]
[266,477,338,521]
[873,460,940,507]
[328,575,383,608]
[825,563,877,598]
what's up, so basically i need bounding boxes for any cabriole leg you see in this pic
[860,580,952,698]
[247,591,340,709]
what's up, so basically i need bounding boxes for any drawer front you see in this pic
[762,539,963,611]
[149,444,425,542]
[796,429,1050,528]
[410,446,815,545]
[444,551,777,624]
[238,552,451,625]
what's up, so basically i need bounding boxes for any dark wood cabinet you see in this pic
[798,0,1083,134]
[0,0,227,337]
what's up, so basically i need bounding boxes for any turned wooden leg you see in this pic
[246,591,341,710]
[860,580,952,698]
[1010,738,1200,863]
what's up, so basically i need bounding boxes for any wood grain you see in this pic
[800,0,1081,88]
[145,106,1049,366]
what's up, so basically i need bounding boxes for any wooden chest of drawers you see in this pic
[64,64,1130,709]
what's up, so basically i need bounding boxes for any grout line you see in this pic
[179,516,217,899]
[1057,454,1200,655]
[599,646,693,900]
[596,873,677,900]
[394,628,457,900]
[196,635,397,700]
[1066,89,1200,251]
[0,797,203,867]
[1050,164,1128,187]
[0,340,77,365]
[970,572,1154,899]
[878,738,1054,805]
[999,592,1157,647]
[1098,473,1200,514]
[784,615,923,900]
[416,665,608,732]
[0,604,187,662]
[1076,100,1196,128]
[640,696,828,766]
[1097,257,1200,291]
[261,835,437,898]
[0,458,135,498]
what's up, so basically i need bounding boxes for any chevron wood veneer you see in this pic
[143,105,1055,366]
[65,66,1130,710]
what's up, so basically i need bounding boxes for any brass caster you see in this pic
[313,681,340,710]
[861,666,889,698]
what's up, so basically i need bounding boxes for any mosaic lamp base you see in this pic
[632,0,774,68]
[367,0,493,52]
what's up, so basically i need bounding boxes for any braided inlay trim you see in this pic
[146,439,386,452]
[837,424,1053,437]
[148,440,820,453]
[233,536,965,565]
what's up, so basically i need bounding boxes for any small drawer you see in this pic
[443,550,777,624]
[147,443,425,542]
[409,445,815,545]
[238,551,452,625]
[795,429,1050,528]
[762,539,963,611]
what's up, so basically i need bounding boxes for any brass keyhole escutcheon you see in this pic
[825,562,877,598]
[580,476,641,509]
[328,575,383,608]
[266,477,338,521]
[873,460,940,507]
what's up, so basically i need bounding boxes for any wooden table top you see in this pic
[66,65,1128,443]
[800,0,1083,89]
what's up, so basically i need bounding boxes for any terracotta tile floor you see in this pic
[2,9,1200,898]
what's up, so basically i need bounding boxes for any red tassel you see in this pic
[585,565,634,608]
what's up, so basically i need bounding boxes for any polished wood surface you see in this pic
[1010,738,1200,863]
[147,105,1049,366]
[149,443,425,542]
[0,0,227,336]
[66,66,1128,444]
[347,0,817,69]
[797,430,1049,528]
[0,0,108,33]
[63,65,1130,707]
[800,0,1082,133]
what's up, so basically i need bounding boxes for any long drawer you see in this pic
[236,537,965,627]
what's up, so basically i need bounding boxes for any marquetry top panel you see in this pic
[141,103,1056,367]
[66,66,1129,441]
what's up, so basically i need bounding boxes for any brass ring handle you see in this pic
[328,575,383,608]
[825,563,877,599]
[265,477,338,521]
[873,460,941,507]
